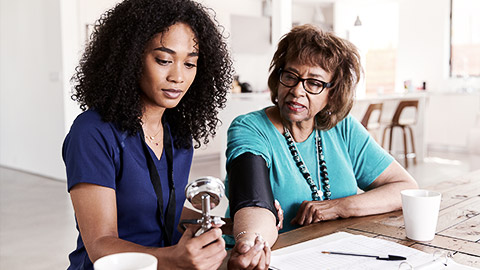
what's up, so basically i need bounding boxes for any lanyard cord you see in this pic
[140,122,176,246]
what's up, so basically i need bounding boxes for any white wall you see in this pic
[0,0,134,180]
[60,0,82,135]
[78,0,123,45]
[0,0,66,180]
[63,0,123,132]
[202,0,273,92]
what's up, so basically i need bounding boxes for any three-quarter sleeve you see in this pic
[225,112,280,223]
[342,116,394,190]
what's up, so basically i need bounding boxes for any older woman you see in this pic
[226,24,418,269]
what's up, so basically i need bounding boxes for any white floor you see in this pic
[1,151,479,269]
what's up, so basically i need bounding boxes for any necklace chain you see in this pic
[283,127,331,201]
[144,125,162,146]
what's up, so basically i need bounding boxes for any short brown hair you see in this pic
[268,24,361,130]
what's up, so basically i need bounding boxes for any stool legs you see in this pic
[389,126,394,154]
[381,126,389,148]
[380,125,417,168]
[402,126,408,168]
[407,126,417,165]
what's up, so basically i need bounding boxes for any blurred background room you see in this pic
[1,0,479,268]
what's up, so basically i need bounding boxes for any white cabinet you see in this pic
[425,93,480,151]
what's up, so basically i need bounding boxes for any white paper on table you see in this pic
[270,232,478,270]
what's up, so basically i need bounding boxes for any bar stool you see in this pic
[361,103,383,142]
[381,100,418,168]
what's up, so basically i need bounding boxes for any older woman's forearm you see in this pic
[340,161,418,218]
[233,207,278,246]
[341,180,416,217]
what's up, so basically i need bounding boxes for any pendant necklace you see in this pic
[144,125,162,146]
[283,127,331,201]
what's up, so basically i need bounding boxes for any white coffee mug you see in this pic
[401,189,442,242]
[93,252,157,270]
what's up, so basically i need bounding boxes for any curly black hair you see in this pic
[72,0,234,149]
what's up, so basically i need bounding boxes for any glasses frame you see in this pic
[278,68,332,95]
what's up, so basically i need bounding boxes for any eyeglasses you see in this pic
[278,68,332,95]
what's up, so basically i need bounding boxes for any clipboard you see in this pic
[270,232,478,270]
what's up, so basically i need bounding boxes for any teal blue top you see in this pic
[225,108,394,233]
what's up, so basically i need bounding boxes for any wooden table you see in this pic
[220,170,480,269]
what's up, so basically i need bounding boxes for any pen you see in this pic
[321,251,406,261]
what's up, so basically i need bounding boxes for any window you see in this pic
[450,0,480,77]
[360,2,399,95]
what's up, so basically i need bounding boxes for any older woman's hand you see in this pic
[291,199,347,226]
[227,235,271,270]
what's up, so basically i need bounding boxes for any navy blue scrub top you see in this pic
[63,110,193,270]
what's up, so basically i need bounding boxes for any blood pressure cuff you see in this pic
[227,152,279,225]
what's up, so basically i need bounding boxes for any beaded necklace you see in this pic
[283,127,331,201]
